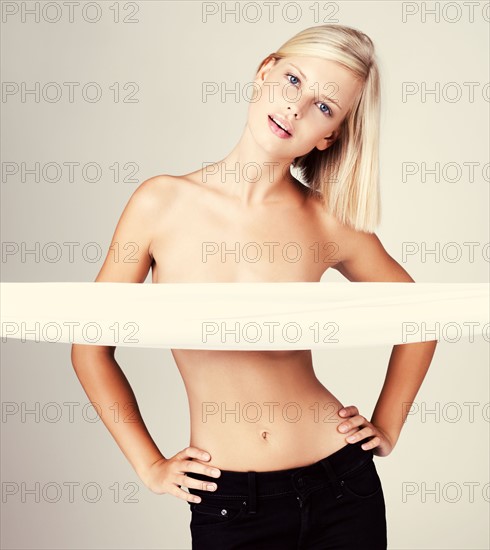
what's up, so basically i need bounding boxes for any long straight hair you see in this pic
[255,24,381,233]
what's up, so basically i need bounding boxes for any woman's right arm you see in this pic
[71,177,219,502]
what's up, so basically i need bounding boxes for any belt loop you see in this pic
[247,472,257,514]
[320,459,344,499]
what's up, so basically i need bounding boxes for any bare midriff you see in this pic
[171,348,360,472]
[149,170,358,472]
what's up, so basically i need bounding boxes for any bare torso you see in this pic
[148,169,360,471]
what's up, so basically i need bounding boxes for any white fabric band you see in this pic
[1,282,488,350]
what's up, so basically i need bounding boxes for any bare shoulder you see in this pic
[136,173,185,202]
[305,192,354,256]
[307,196,413,282]
[147,171,208,200]
[127,173,200,221]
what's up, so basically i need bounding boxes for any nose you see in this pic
[286,98,303,119]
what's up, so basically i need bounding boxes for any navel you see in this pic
[260,430,270,440]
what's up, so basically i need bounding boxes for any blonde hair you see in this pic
[255,24,381,233]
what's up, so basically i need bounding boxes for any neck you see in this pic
[212,124,301,206]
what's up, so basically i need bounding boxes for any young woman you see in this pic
[71,24,437,549]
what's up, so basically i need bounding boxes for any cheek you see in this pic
[247,89,278,133]
[247,101,264,135]
[252,89,274,116]
[310,114,341,139]
[248,85,265,111]
[252,79,289,114]
[300,115,331,143]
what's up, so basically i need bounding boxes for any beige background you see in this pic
[1,1,489,548]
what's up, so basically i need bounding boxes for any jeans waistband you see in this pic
[187,439,373,503]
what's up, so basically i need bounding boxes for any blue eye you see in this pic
[318,102,332,116]
[285,72,333,117]
[286,73,300,86]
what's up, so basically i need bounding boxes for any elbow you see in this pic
[71,344,116,368]
[71,344,87,369]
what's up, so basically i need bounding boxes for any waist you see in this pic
[189,424,363,472]
[187,439,373,498]
[188,392,358,470]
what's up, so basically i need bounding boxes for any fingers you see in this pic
[184,459,221,480]
[171,485,203,503]
[338,405,359,418]
[171,475,219,504]
[182,473,219,495]
[358,436,381,450]
[178,446,212,462]
[338,415,364,432]
[339,418,383,451]
[338,405,363,434]
[345,425,377,446]
[179,447,221,478]
[171,447,222,503]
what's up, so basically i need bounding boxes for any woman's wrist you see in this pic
[137,455,168,487]
[371,421,399,448]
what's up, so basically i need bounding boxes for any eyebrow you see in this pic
[287,63,342,110]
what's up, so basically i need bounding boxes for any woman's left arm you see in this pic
[331,230,438,457]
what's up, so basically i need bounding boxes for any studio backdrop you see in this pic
[1,1,489,549]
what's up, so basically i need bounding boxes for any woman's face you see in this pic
[247,55,363,159]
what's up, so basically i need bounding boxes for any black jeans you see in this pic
[186,438,387,549]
